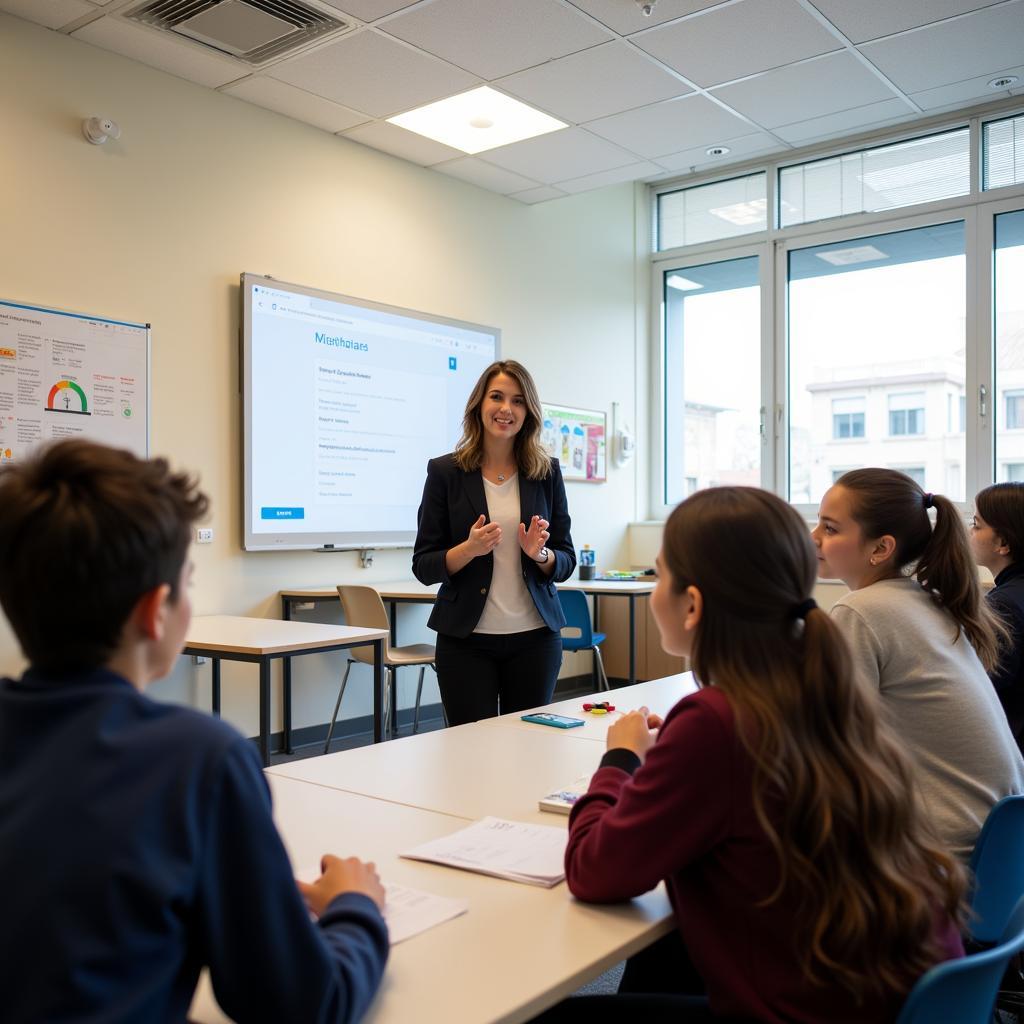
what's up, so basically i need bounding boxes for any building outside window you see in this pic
[1006,390,1024,430]
[889,392,926,436]
[893,466,926,486]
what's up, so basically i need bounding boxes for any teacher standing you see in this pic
[413,360,576,725]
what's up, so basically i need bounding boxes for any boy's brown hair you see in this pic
[0,439,208,672]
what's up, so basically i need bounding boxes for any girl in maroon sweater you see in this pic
[541,487,965,1024]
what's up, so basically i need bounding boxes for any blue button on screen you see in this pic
[448,356,457,370]
[260,506,305,520]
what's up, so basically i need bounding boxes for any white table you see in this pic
[280,577,657,685]
[190,774,673,1024]
[182,615,388,766]
[267,718,612,825]
[482,674,699,744]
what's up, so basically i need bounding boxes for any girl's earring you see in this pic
[869,557,877,566]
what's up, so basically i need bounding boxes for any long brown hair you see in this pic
[453,360,551,480]
[663,487,965,1001]
[976,482,1024,564]
[837,468,1006,672]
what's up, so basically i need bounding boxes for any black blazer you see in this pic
[412,454,576,638]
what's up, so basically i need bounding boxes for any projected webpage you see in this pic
[248,283,496,539]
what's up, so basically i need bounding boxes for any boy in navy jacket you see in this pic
[0,439,388,1023]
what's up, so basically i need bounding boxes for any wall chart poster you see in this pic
[541,403,606,483]
[0,298,149,465]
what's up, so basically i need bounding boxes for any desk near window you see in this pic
[280,578,657,686]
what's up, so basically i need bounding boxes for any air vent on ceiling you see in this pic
[125,0,350,66]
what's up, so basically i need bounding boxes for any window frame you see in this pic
[649,97,1024,521]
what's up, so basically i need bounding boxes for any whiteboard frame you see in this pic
[240,272,501,553]
[0,296,151,458]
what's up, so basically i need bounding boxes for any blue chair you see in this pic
[558,590,609,692]
[896,895,1024,1023]
[968,795,1024,945]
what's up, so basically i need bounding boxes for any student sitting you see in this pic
[971,481,1024,753]
[538,486,965,1024]
[0,440,389,1023]
[814,468,1024,859]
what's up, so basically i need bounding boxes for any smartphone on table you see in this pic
[521,713,586,729]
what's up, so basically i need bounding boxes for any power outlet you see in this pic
[196,527,214,544]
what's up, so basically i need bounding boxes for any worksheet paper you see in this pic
[299,868,468,945]
[401,817,567,887]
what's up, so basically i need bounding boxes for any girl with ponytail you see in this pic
[814,468,1023,858]
[540,487,964,1024]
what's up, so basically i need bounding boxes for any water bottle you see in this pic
[579,544,596,580]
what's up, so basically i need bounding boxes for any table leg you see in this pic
[628,595,636,686]
[389,601,398,648]
[258,658,271,767]
[211,658,221,715]
[372,639,384,744]
[281,597,293,754]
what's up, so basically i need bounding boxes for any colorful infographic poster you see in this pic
[540,403,606,483]
[0,299,148,464]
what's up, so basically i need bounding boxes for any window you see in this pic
[1007,391,1024,430]
[663,255,761,504]
[788,222,965,504]
[894,466,926,486]
[832,468,854,483]
[996,212,1024,481]
[983,114,1024,191]
[947,393,966,433]
[1005,464,1024,482]
[889,392,926,436]
[658,173,767,251]
[778,129,970,229]
[832,397,865,439]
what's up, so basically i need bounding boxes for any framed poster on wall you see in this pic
[541,403,606,483]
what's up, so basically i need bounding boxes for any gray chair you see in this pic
[324,585,436,752]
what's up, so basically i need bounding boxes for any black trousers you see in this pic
[434,626,563,725]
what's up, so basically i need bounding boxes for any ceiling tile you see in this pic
[222,76,370,132]
[773,97,915,144]
[341,120,464,165]
[71,16,247,88]
[910,64,1024,111]
[654,131,782,170]
[806,0,1002,44]
[317,0,420,21]
[859,2,1024,95]
[509,185,567,204]
[380,0,612,80]
[478,126,636,183]
[496,41,690,124]
[712,51,898,129]
[433,157,540,193]
[268,30,476,118]
[0,0,98,29]
[556,160,663,193]
[586,94,756,159]
[633,0,841,87]
[565,0,730,35]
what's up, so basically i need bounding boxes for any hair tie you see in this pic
[923,492,934,509]
[791,598,817,620]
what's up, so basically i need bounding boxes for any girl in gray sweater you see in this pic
[811,468,1024,859]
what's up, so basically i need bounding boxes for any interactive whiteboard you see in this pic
[0,298,149,465]
[241,273,499,552]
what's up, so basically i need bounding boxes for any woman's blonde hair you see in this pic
[454,360,551,480]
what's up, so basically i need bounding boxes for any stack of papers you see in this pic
[401,817,567,887]
[299,867,468,945]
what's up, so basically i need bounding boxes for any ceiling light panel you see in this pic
[388,87,567,154]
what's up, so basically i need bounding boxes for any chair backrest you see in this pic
[337,585,389,664]
[557,589,593,646]
[968,795,1024,944]
[897,895,1024,1023]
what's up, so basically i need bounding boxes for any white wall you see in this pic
[0,14,644,737]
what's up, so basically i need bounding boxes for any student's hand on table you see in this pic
[518,515,550,560]
[466,514,502,557]
[606,707,659,762]
[298,855,386,917]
